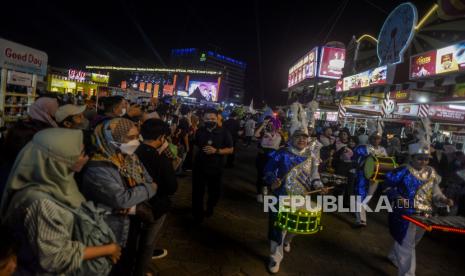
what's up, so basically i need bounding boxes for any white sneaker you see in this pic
[268,259,280,274]
[284,243,291,253]
[257,194,263,203]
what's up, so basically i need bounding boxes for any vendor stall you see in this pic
[0,38,48,126]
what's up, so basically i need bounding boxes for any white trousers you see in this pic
[355,182,379,223]
[270,231,296,264]
[388,222,425,276]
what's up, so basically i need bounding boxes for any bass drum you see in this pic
[363,155,397,181]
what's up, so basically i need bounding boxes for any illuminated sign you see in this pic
[51,78,76,89]
[0,38,48,75]
[85,65,222,75]
[207,51,246,68]
[410,50,436,79]
[91,73,109,83]
[341,65,387,91]
[429,105,465,122]
[68,69,86,81]
[409,41,465,79]
[377,3,418,65]
[288,47,318,88]
[318,47,345,79]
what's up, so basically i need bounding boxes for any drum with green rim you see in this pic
[363,155,397,181]
[276,200,323,234]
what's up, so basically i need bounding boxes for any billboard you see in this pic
[188,81,218,102]
[436,43,465,74]
[288,47,317,87]
[410,41,465,79]
[410,50,436,79]
[341,65,387,91]
[429,105,465,122]
[318,47,345,79]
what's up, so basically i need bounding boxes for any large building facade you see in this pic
[170,48,246,103]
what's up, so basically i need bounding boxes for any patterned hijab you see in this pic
[92,118,145,186]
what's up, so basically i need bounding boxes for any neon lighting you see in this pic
[357,34,378,43]
[401,215,432,231]
[377,2,418,65]
[355,4,439,47]
[85,66,222,75]
[432,225,465,234]
[415,4,439,30]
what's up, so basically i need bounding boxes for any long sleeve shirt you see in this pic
[81,162,156,246]
[23,199,85,275]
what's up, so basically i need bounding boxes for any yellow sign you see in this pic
[91,73,109,83]
[51,78,76,89]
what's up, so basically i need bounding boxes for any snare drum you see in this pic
[276,200,323,234]
[363,155,397,181]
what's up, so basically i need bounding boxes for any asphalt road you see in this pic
[149,144,465,276]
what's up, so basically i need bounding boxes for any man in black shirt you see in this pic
[223,112,241,168]
[193,108,234,223]
[134,119,178,275]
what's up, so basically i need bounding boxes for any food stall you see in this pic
[47,67,109,97]
[0,38,48,126]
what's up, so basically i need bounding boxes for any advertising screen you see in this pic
[341,65,387,91]
[318,47,345,79]
[410,41,465,79]
[436,43,465,74]
[288,47,317,87]
[188,81,218,102]
[410,50,436,79]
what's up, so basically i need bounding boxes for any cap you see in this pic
[291,129,309,138]
[55,104,86,123]
[408,143,430,156]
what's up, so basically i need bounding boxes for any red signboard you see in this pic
[429,105,465,122]
[318,47,345,79]
[410,50,436,79]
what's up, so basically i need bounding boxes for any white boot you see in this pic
[268,258,280,274]
[284,242,291,253]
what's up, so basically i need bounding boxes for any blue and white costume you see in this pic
[353,144,387,225]
[384,144,448,276]
[263,142,322,272]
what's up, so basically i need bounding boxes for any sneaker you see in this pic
[284,243,291,253]
[256,194,263,203]
[152,249,168,260]
[268,259,280,274]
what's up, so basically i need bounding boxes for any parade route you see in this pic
[150,145,465,276]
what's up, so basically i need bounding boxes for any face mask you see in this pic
[120,108,127,117]
[112,139,140,155]
[204,121,217,129]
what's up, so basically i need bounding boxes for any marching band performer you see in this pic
[263,129,327,274]
[384,141,453,276]
[353,132,388,226]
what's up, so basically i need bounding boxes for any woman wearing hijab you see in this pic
[0,97,59,197]
[80,118,157,274]
[0,128,121,275]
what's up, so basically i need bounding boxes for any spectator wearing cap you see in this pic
[55,104,89,130]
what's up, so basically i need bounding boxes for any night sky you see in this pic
[0,0,433,106]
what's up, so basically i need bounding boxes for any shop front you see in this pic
[47,68,109,97]
[0,38,48,126]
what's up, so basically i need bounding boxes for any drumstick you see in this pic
[304,186,335,195]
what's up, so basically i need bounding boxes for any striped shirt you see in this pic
[23,199,85,275]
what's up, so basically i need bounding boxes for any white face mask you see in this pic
[120,108,127,117]
[112,139,140,155]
